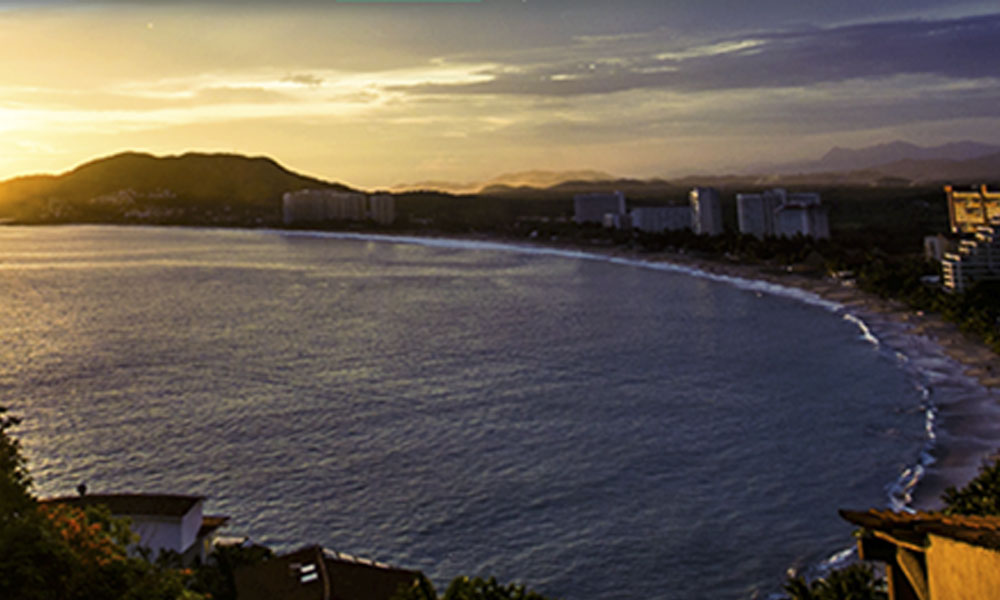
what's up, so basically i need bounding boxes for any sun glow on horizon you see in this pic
[0,3,999,186]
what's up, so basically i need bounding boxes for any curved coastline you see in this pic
[10,224,1000,595]
[271,228,1000,513]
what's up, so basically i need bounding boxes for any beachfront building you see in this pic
[775,201,830,239]
[40,493,229,565]
[946,184,1000,234]
[603,211,632,230]
[736,188,829,239]
[940,221,1000,293]
[736,191,781,238]
[282,189,367,225]
[689,187,723,235]
[574,191,626,225]
[630,205,692,233]
[235,545,422,600]
[841,509,1000,600]
[369,194,396,226]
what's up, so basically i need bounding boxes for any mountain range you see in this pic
[389,169,616,195]
[0,151,353,223]
[1,141,998,225]
[391,141,1000,194]
[754,140,1000,175]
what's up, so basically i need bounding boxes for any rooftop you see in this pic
[840,509,1000,550]
[235,545,422,600]
[40,493,204,518]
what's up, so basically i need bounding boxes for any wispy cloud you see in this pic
[392,13,1000,96]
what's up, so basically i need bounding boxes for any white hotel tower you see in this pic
[689,187,723,235]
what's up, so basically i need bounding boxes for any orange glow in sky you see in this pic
[1,2,999,188]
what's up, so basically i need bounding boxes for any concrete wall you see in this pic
[129,516,183,558]
[123,499,202,562]
[927,534,1000,599]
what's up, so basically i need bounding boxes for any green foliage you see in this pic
[393,575,557,600]
[0,405,205,600]
[0,406,32,510]
[783,563,887,600]
[189,543,274,600]
[942,456,1000,516]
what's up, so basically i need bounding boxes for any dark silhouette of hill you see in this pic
[0,151,355,223]
[865,151,1000,184]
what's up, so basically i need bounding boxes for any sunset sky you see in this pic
[1,0,998,189]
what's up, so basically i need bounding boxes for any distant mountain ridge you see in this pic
[760,140,1000,175]
[3,143,998,226]
[391,169,616,194]
[391,140,1000,196]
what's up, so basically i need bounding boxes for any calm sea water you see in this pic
[1,226,930,599]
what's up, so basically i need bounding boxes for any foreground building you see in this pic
[573,191,626,225]
[841,509,1000,600]
[689,187,723,235]
[235,545,422,600]
[40,493,229,565]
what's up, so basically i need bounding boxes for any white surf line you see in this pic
[269,228,957,589]
[270,229,847,312]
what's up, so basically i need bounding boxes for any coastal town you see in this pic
[5,0,1000,598]
[4,165,1000,599]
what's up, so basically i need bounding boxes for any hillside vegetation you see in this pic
[0,152,351,225]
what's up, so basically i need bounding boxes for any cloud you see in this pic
[282,73,324,87]
[391,13,1000,97]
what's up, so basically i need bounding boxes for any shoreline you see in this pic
[11,223,1000,506]
[273,227,1000,511]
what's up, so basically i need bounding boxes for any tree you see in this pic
[942,455,1000,516]
[393,575,557,600]
[0,405,204,600]
[783,563,886,600]
[189,543,274,600]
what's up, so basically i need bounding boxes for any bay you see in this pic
[0,225,927,599]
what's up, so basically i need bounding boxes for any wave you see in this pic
[270,229,987,587]
[271,230,845,311]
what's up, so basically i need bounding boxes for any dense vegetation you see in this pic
[0,406,204,599]
[0,406,554,599]
[783,456,1000,599]
[393,575,555,600]
[941,455,1000,516]
[783,564,886,600]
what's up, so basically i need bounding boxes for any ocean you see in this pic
[0,225,986,599]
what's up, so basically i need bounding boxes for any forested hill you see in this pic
[0,151,357,224]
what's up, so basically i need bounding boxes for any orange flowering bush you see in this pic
[37,503,132,567]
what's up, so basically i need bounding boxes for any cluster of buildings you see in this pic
[938,185,1000,293]
[574,187,829,239]
[282,189,396,226]
[736,188,830,239]
[41,490,422,600]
